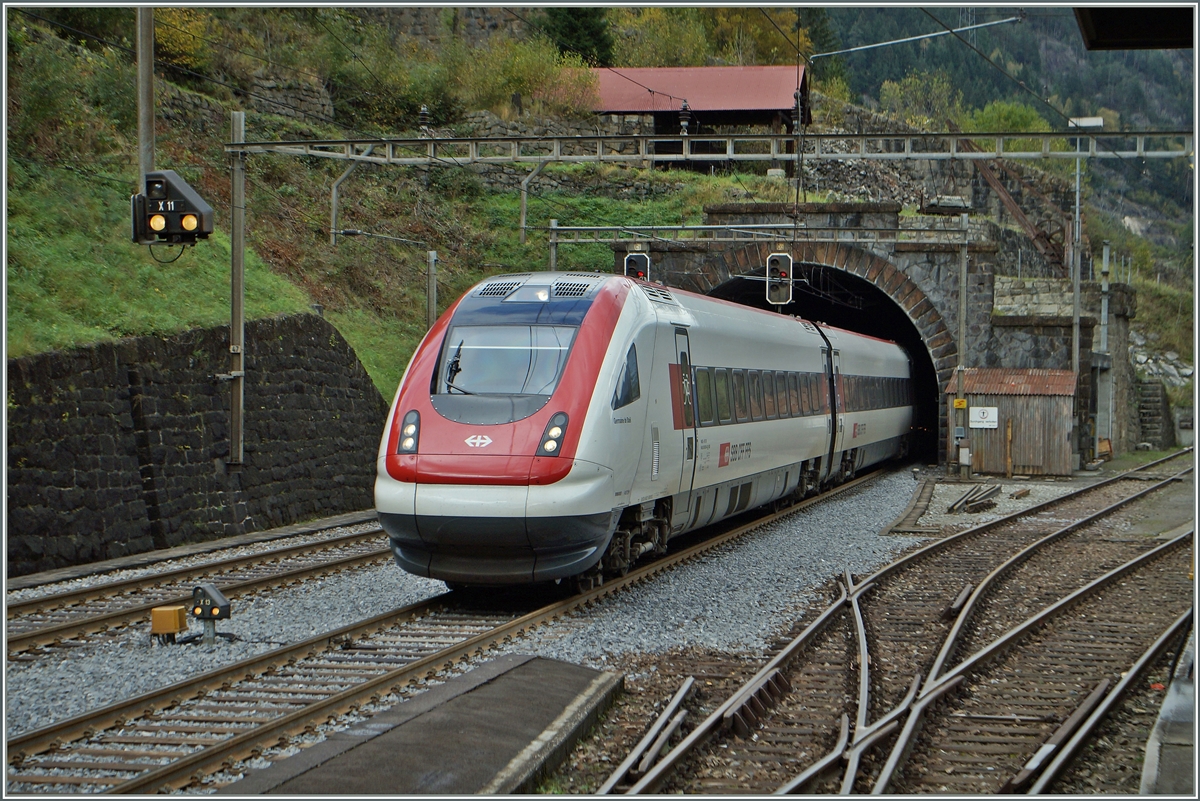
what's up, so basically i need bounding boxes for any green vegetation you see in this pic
[5,159,309,357]
[6,9,1192,410]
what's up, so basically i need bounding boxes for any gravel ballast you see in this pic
[6,471,924,742]
[488,470,928,668]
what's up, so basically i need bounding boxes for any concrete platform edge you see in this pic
[481,669,624,794]
[220,654,539,795]
[1140,629,1195,795]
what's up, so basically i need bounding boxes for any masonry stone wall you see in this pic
[247,74,334,124]
[6,314,388,577]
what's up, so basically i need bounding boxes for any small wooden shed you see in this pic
[946,369,1077,477]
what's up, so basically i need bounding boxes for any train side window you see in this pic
[762,372,777,419]
[774,372,789,419]
[800,373,812,416]
[748,371,764,420]
[679,352,694,428]
[714,369,733,423]
[788,373,801,417]
[611,343,641,410]
[694,367,715,426]
[732,370,749,422]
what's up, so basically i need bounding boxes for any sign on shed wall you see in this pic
[969,406,999,429]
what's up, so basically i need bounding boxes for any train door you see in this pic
[674,328,697,501]
[822,347,844,484]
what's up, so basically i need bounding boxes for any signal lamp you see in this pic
[766,253,793,305]
[537,412,569,456]
[398,411,420,453]
[624,252,651,282]
[131,169,214,246]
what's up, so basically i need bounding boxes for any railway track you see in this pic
[616,448,1193,794]
[6,528,392,654]
[5,469,887,794]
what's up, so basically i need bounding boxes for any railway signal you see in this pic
[624,252,651,281]
[766,253,793,305]
[131,169,214,246]
[191,583,231,646]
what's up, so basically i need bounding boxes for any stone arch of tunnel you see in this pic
[687,241,955,462]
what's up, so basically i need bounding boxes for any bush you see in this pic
[7,25,134,162]
[445,34,598,119]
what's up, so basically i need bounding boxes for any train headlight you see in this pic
[398,411,420,454]
[536,412,568,456]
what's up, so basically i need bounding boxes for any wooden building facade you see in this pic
[946,369,1077,477]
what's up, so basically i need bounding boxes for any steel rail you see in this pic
[6,527,386,618]
[923,465,1194,690]
[6,546,393,652]
[597,677,695,794]
[627,449,1191,794]
[849,448,1192,598]
[7,470,887,793]
[105,470,887,795]
[870,530,1194,794]
[1027,609,1195,794]
[628,582,851,794]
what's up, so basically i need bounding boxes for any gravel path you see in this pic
[916,479,1081,532]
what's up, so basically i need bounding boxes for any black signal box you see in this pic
[132,170,214,246]
[191,583,231,620]
[624,252,651,281]
[766,253,793,305]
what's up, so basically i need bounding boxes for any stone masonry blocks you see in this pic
[6,314,389,577]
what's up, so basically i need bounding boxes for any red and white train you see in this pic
[376,271,914,589]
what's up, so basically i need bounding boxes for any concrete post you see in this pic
[230,112,246,466]
[957,213,969,479]
[426,251,438,330]
[136,9,154,184]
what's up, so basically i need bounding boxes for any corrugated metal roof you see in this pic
[594,66,805,113]
[944,368,1077,396]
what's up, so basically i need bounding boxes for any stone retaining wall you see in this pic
[6,314,388,577]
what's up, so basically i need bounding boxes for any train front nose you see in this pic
[376,460,618,585]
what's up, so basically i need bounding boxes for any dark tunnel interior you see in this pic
[706,265,941,462]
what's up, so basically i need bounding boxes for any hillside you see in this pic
[5,9,1193,405]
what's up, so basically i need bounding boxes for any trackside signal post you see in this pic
[766,253,792,305]
[624,251,650,281]
[228,111,247,465]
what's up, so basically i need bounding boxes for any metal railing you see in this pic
[230,130,1193,167]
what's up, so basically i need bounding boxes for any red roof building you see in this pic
[593,66,810,134]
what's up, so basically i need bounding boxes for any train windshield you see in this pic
[438,325,577,396]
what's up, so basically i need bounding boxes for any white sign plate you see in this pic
[969,406,999,429]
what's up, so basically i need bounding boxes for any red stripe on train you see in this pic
[384,278,630,485]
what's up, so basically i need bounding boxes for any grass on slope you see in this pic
[6,160,311,358]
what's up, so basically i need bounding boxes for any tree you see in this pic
[609,8,709,67]
[700,8,811,66]
[532,7,614,67]
[879,69,963,129]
